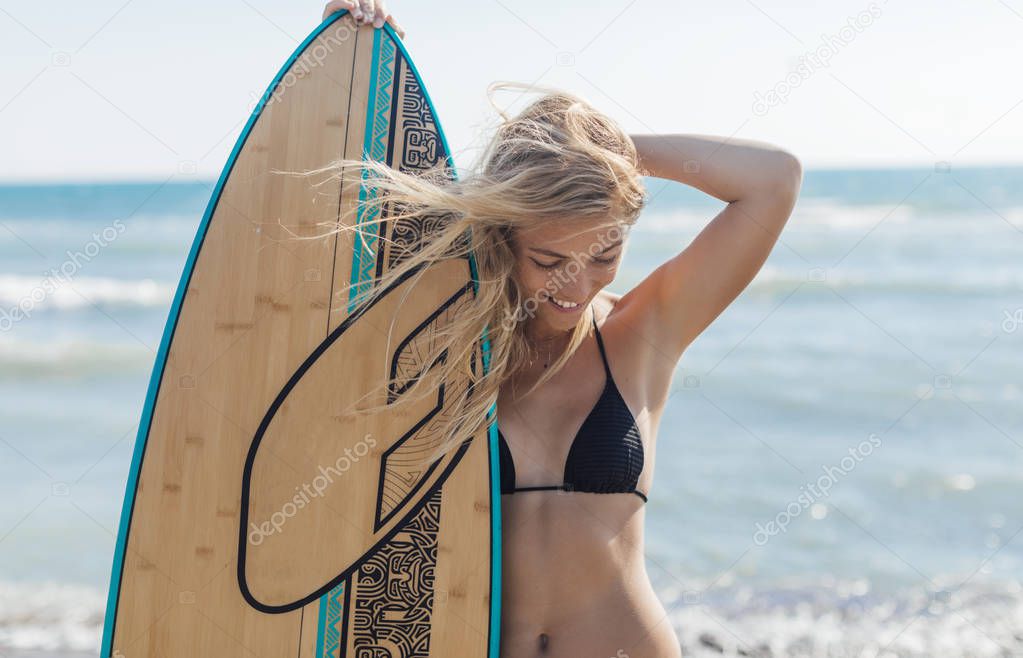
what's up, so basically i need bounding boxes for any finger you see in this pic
[374,2,401,35]
[322,0,354,21]
[385,15,405,39]
[359,0,377,23]
[370,0,386,28]
[341,0,361,21]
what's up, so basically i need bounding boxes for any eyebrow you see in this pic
[528,239,624,258]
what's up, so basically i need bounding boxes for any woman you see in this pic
[320,2,802,655]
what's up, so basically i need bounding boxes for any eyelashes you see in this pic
[532,254,618,270]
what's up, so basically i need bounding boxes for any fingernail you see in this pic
[373,17,383,27]
[353,10,362,18]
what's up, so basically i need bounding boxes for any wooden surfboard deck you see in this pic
[101,12,502,658]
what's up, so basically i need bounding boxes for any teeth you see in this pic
[550,296,578,309]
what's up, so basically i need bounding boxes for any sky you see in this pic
[1,0,1021,182]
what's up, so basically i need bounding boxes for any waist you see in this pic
[499,579,680,658]
[500,496,648,620]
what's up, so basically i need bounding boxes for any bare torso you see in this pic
[496,290,681,658]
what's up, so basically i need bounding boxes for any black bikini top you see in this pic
[496,307,648,503]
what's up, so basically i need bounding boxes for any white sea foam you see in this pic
[744,264,1023,295]
[792,199,916,229]
[637,201,920,234]
[0,582,104,653]
[2,578,1021,656]
[0,274,172,311]
[658,577,1023,657]
[638,202,1023,234]
[0,336,153,376]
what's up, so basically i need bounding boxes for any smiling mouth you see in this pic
[546,294,582,312]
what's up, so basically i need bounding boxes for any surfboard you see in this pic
[101,11,502,657]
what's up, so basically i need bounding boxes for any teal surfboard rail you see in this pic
[100,10,501,658]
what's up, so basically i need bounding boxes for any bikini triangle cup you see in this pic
[496,305,647,502]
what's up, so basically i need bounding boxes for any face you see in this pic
[510,220,627,333]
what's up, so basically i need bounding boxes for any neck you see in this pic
[523,304,593,355]
[522,302,594,345]
[518,324,569,377]
[523,318,570,347]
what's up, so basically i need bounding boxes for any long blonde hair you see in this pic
[304,81,647,465]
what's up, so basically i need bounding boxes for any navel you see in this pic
[538,631,550,651]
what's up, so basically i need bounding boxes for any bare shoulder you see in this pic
[593,288,675,415]
[594,288,637,341]
[596,288,624,313]
[595,287,663,358]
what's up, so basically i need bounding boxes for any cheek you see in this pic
[593,262,620,285]
[512,262,549,295]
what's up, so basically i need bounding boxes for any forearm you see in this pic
[630,133,799,204]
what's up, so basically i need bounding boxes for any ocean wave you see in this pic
[746,264,1023,296]
[638,202,1023,233]
[0,274,173,311]
[0,212,196,234]
[0,582,103,653]
[658,577,1023,657]
[792,199,916,229]
[2,578,1020,655]
[0,337,153,377]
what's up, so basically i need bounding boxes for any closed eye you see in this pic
[594,248,623,265]
[532,253,619,269]
[532,258,562,270]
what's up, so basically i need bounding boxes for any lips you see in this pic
[546,295,582,313]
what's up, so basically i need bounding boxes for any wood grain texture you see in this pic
[102,13,497,658]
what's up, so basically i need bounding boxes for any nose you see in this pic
[549,285,590,305]
[544,263,608,303]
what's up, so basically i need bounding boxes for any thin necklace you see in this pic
[526,338,561,369]
[527,304,594,369]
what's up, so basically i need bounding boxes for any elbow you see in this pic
[744,149,803,203]
[771,150,803,203]
[782,150,803,190]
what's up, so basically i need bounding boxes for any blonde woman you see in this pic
[320,2,802,655]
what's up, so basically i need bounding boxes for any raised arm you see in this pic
[621,133,802,364]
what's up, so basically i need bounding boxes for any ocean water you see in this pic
[1,167,1021,657]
